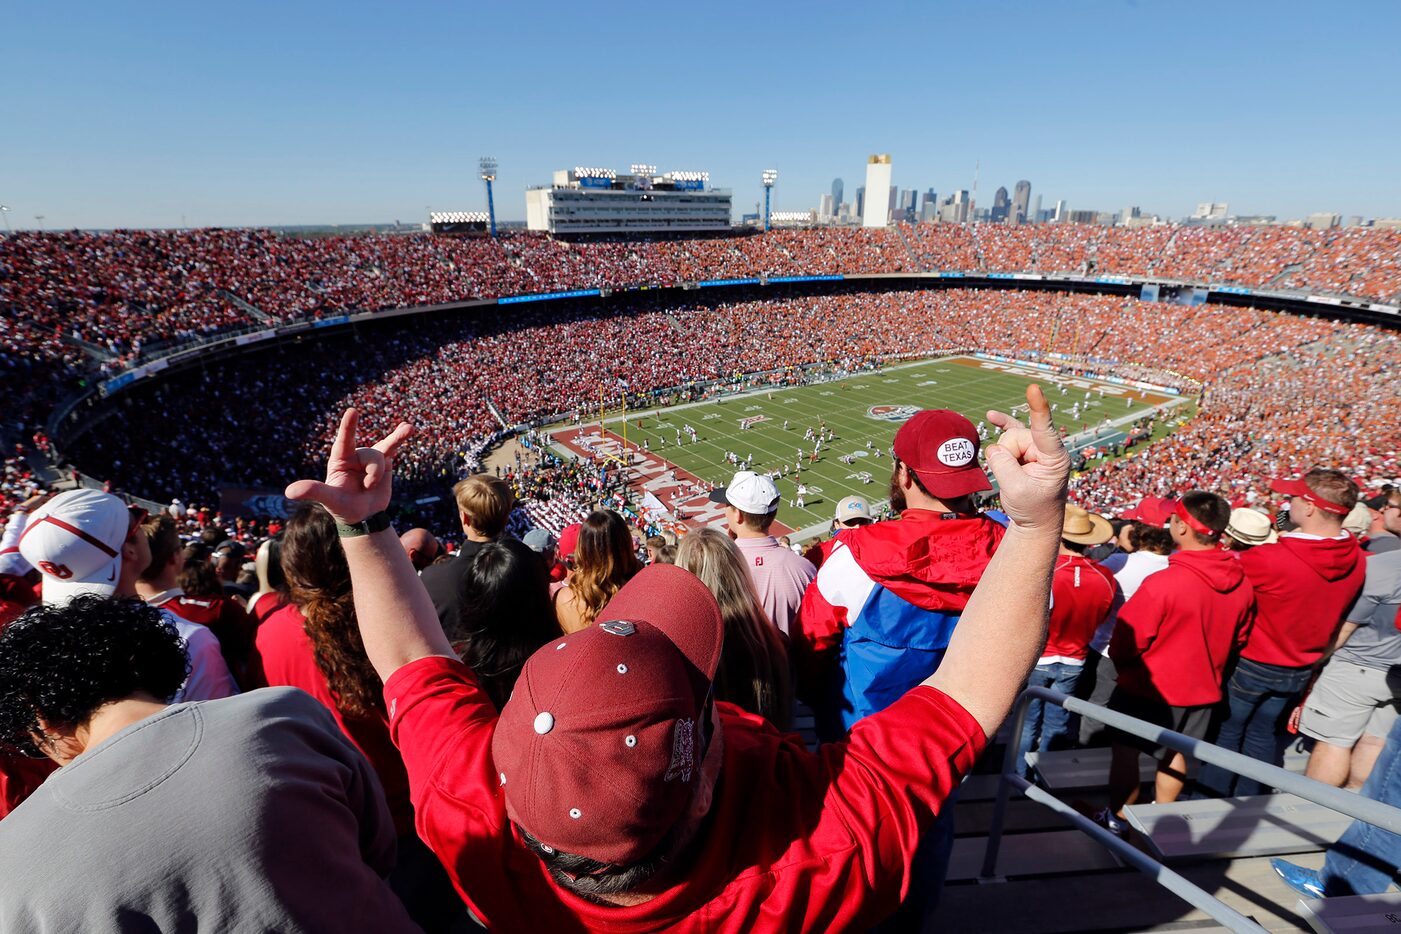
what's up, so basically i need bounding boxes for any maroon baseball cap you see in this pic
[491,564,723,865]
[891,410,992,499]
[1271,477,1351,516]
[1120,496,1176,526]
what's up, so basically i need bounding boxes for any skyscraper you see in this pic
[819,194,834,217]
[991,186,1010,223]
[831,178,844,215]
[862,155,893,228]
[855,186,866,218]
[1011,180,1031,225]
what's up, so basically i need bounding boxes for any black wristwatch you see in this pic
[336,511,393,538]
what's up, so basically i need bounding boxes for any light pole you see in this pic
[34,215,45,232]
[0,205,11,234]
[761,169,778,232]
[479,157,498,238]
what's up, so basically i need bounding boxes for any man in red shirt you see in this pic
[282,388,1069,934]
[1198,469,1366,798]
[1018,505,1118,767]
[1099,492,1253,831]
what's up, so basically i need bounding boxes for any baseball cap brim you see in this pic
[914,466,993,500]
[597,564,722,686]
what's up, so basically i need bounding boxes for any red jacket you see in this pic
[1239,534,1366,668]
[1044,555,1118,660]
[1110,548,1255,706]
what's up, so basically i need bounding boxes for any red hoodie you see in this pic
[1110,548,1255,706]
[1238,534,1366,668]
[1044,555,1119,661]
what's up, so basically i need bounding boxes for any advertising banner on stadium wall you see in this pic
[696,278,760,288]
[235,329,277,346]
[219,486,296,519]
[498,289,602,304]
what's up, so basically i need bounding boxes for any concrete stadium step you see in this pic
[1124,793,1350,862]
[946,830,1123,881]
[1295,893,1401,934]
[1029,746,1310,792]
[934,852,1326,933]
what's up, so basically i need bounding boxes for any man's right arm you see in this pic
[926,385,1068,737]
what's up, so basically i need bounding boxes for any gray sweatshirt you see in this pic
[0,687,421,933]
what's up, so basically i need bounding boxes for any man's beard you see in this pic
[889,465,906,514]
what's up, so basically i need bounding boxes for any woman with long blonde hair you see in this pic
[554,510,642,633]
[676,528,794,730]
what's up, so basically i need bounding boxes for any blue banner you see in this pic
[767,275,845,284]
[103,372,137,394]
[987,272,1015,279]
[696,278,761,288]
[937,272,966,279]
[498,289,602,305]
[313,315,350,328]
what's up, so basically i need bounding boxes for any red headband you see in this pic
[1174,501,1219,538]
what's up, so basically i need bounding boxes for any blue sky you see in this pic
[5,1,1398,229]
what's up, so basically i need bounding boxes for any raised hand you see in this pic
[985,384,1069,533]
[285,409,413,525]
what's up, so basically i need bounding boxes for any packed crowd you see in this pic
[4,381,1400,929]
[55,288,1399,528]
[4,224,1399,378]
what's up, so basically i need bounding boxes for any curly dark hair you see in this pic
[280,505,383,719]
[0,596,189,757]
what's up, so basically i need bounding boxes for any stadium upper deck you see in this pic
[3,223,1399,377]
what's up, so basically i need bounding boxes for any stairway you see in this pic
[216,288,276,322]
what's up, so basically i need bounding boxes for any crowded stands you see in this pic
[2,220,1400,930]
[4,224,1399,376]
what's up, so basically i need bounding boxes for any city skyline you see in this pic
[6,0,1400,230]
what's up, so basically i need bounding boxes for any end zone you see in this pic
[550,427,795,536]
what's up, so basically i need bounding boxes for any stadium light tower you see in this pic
[761,169,778,232]
[0,205,10,233]
[479,156,499,238]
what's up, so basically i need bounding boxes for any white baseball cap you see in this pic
[17,490,137,605]
[835,495,873,525]
[708,471,781,514]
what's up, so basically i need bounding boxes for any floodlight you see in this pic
[479,156,498,181]
[762,169,778,187]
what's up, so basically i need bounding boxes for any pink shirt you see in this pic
[734,536,816,636]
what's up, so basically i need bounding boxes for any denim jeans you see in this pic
[1019,663,1084,773]
[1198,657,1313,797]
[1322,716,1401,895]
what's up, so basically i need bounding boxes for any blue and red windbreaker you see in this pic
[794,509,1005,733]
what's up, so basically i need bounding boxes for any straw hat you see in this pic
[1224,508,1278,546]
[1062,505,1114,545]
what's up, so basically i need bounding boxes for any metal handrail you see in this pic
[980,687,1401,933]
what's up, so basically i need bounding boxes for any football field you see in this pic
[554,355,1189,539]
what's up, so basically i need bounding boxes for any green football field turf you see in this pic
[592,355,1188,538]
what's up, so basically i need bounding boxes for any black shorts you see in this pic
[1107,687,1213,760]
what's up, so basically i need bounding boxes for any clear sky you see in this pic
[6,0,1399,230]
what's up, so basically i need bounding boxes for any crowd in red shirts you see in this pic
[4,224,1399,378]
[48,286,1398,524]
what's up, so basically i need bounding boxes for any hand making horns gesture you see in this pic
[285,409,414,525]
[984,384,1069,534]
